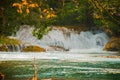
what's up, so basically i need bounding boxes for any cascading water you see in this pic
[1,26,120,80]
[15,25,109,51]
[4,41,25,52]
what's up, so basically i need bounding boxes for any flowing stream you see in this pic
[0,26,120,80]
[0,51,120,80]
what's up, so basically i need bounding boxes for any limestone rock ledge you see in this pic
[22,45,46,52]
[103,37,120,51]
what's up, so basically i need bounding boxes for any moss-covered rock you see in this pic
[0,36,21,45]
[0,36,22,52]
[103,37,120,51]
[22,45,45,52]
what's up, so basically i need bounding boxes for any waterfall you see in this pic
[15,25,109,51]
[6,44,25,52]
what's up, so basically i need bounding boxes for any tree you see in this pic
[89,0,120,36]
[2,0,119,38]
[0,0,20,36]
[0,0,57,38]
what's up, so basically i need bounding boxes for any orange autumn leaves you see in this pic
[40,8,57,19]
[13,0,57,19]
[13,0,38,14]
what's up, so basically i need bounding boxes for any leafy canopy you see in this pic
[0,0,120,38]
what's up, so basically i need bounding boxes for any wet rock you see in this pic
[22,45,46,52]
[103,37,120,51]
[47,46,69,51]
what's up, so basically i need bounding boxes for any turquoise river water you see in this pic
[0,51,120,80]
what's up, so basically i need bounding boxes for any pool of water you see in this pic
[0,51,120,80]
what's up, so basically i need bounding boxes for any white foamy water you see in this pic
[0,51,119,62]
[15,25,109,51]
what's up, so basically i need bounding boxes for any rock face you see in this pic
[22,45,46,52]
[103,37,120,51]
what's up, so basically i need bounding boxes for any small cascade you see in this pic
[6,44,25,52]
[15,26,109,51]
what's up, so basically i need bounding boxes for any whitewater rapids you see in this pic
[15,26,109,51]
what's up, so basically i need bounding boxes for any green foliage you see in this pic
[0,36,21,45]
[54,0,94,27]
[1,0,120,38]
[0,0,95,38]
[89,0,120,36]
[0,0,21,36]
[32,15,56,39]
[12,0,57,39]
[32,24,48,39]
[55,1,77,25]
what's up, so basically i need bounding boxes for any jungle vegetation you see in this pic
[0,0,120,39]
